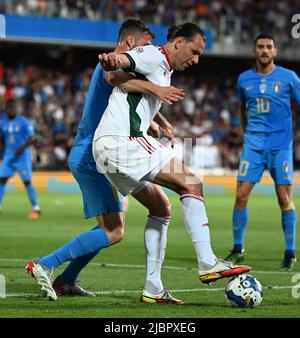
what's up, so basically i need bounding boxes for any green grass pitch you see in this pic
[0,191,299,318]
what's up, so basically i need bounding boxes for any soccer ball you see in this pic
[225,274,263,308]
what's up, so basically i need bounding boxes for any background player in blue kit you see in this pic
[225,34,300,271]
[0,99,41,219]
[27,19,185,302]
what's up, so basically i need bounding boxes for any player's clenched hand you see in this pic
[98,52,121,71]
[157,86,185,105]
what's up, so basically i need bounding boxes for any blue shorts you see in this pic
[0,156,32,181]
[68,161,124,218]
[237,145,293,185]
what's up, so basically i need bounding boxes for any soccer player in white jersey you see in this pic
[94,23,252,290]
[26,19,185,304]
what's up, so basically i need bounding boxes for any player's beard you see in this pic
[258,55,274,68]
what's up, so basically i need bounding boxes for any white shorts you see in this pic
[93,135,175,196]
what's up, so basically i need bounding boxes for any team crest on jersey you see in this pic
[283,161,289,173]
[259,81,267,93]
[15,125,20,132]
[272,81,281,93]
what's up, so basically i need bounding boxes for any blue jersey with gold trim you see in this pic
[236,65,300,150]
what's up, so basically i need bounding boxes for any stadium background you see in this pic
[1,1,300,183]
[0,0,300,319]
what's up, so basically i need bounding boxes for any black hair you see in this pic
[118,18,155,42]
[254,33,276,46]
[167,23,206,42]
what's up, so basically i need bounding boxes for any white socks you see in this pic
[181,195,217,270]
[144,215,170,294]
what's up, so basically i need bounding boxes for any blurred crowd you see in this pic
[2,0,300,42]
[1,62,300,171]
[0,62,85,170]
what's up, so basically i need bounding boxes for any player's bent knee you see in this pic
[161,201,171,218]
[279,198,295,211]
[23,180,31,187]
[235,199,248,209]
[179,183,202,198]
[151,198,171,218]
[107,226,125,245]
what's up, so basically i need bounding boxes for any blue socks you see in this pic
[0,183,5,206]
[232,208,296,256]
[39,226,110,270]
[59,250,100,284]
[25,184,38,208]
[232,208,248,252]
[59,226,101,284]
[282,210,296,257]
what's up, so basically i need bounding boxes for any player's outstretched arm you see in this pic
[98,52,130,71]
[105,70,185,105]
[105,70,135,87]
[118,80,185,105]
[99,51,185,104]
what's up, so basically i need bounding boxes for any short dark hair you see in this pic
[167,23,206,42]
[118,18,155,42]
[254,33,276,46]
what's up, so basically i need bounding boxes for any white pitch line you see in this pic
[0,258,297,275]
[4,285,295,298]
[90,262,298,275]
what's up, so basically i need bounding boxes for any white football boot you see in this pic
[26,260,57,301]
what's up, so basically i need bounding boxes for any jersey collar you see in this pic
[157,45,173,71]
[254,64,277,76]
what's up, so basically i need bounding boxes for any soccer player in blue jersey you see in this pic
[27,19,185,303]
[0,99,41,219]
[225,34,300,271]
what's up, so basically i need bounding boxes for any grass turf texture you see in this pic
[0,191,299,318]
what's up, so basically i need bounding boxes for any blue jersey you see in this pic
[69,63,113,163]
[236,65,300,150]
[0,115,35,161]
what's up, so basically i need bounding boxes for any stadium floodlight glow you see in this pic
[291,14,300,39]
[0,275,6,299]
[0,14,6,39]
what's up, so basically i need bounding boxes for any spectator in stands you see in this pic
[0,60,299,171]
[2,0,298,44]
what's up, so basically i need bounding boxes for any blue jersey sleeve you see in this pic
[96,63,113,91]
[291,71,300,103]
[236,76,246,104]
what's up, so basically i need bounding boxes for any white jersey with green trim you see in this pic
[94,45,173,138]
